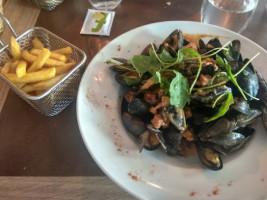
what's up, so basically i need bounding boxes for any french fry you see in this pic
[55,62,76,75]
[15,82,27,89]
[30,49,67,62]
[21,73,67,93]
[27,48,51,72]
[32,37,44,49]
[22,50,65,67]
[10,60,19,73]
[4,67,56,83]
[52,46,73,55]
[16,60,27,78]
[22,50,36,63]
[44,58,65,67]
[10,36,21,60]
[0,61,12,74]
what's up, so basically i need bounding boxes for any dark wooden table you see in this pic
[0,0,266,198]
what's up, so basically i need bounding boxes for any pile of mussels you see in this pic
[107,29,267,170]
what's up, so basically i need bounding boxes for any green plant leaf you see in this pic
[123,75,141,86]
[160,76,170,95]
[151,71,161,84]
[130,55,161,74]
[205,92,234,122]
[169,71,190,109]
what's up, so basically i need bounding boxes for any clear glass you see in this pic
[88,0,122,10]
[201,0,259,33]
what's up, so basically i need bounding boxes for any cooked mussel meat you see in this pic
[195,142,223,170]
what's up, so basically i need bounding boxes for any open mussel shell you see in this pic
[162,29,184,51]
[231,98,250,114]
[191,85,232,104]
[195,143,223,171]
[158,43,178,57]
[141,43,157,56]
[144,131,161,151]
[115,71,141,86]
[109,58,134,73]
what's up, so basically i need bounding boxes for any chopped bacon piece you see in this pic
[184,42,198,52]
[141,79,154,90]
[184,106,192,119]
[202,57,216,65]
[182,129,194,141]
[151,114,165,129]
[144,92,158,105]
[157,88,164,97]
[196,74,212,86]
[149,96,170,114]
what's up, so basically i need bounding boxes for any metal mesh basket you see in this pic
[0,15,87,116]
[27,0,65,11]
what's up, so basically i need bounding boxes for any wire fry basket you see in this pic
[27,0,65,11]
[0,15,87,116]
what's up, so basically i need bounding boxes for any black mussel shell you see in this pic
[196,143,223,171]
[236,67,259,100]
[115,71,140,86]
[122,112,146,137]
[128,98,149,117]
[198,39,207,54]
[231,98,250,114]
[230,40,241,61]
[141,43,157,56]
[162,126,183,156]
[162,29,184,51]
[207,38,222,48]
[235,109,262,127]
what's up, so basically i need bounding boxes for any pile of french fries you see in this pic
[0,36,76,95]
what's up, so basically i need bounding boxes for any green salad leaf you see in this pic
[205,92,234,122]
[130,54,161,74]
[169,71,190,109]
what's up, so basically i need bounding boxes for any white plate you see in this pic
[77,21,267,200]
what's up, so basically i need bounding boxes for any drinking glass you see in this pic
[201,0,259,33]
[88,0,121,10]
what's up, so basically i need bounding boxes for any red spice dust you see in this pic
[128,172,139,181]
[212,187,220,195]
[207,186,220,197]
[228,181,233,186]
[189,191,197,197]
[105,104,109,108]
[117,45,121,51]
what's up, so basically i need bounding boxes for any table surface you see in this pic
[0,0,267,199]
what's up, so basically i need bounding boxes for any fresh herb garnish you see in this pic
[205,92,234,122]
[169,71,190,109]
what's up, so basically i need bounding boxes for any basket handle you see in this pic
[0,14,18,47]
